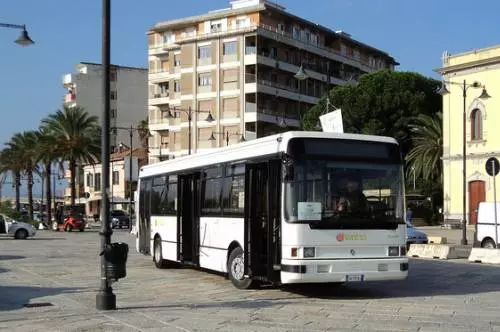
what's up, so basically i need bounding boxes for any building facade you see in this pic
[437,45,500,224]
[147,0,397,162]
[82,148,147,217]
[62,62,148,203]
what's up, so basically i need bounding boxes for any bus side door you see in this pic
[244,160,281,283]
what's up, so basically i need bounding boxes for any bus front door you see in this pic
[178,173,200,266]
[244,161,281,283]
[138,178,152,255]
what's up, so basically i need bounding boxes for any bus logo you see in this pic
[336,233,345,241]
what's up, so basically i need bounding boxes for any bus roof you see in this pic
[139,131,398,178]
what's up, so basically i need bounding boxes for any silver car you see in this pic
[0,213,37,239]
[406,222,428,247]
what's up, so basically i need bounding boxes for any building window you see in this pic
[110,91,117,100]
[174,80,181,92]
[174,54,181,67]
[210,22,222,32]
[223,41,237,55]
[110,109,117,118]
[86,173,93,187]
[112,171,120,185]
[471,109,483,140]
[340,44,347,56]
[94,173,101,191]
[198,46,211,59]
[198,73,212,86]
[110,71,117,81]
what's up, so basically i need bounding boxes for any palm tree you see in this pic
[405,112,443,183]
[41,106,100,205]
[36,128,62,225]
[137,117,149,149]
[0,146,24,212]
[5,131,39,220]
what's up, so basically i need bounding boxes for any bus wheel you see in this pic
[227,247,254,290]
[153,237,168,269]
[482,238,496,249]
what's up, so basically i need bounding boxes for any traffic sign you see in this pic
[486,157,500,177]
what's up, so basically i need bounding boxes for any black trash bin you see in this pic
[101,242,129,281]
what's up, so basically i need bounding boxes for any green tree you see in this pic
[405,112,443,182]
[6,131,40,220]
[41,106,101,205]
[137,117,149,149]
[302,70,442,156]
[0,147,23,211]
[35,128,63,224]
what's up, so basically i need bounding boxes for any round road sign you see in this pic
[486,157,500,177]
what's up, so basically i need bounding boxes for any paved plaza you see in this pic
[1,228,500,331]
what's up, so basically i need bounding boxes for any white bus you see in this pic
[136,131,408,289]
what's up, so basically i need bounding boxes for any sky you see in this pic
[1,0,499,198]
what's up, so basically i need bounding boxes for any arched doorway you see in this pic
[469,180,486,224]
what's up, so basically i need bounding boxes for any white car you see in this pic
[0,213,37,239]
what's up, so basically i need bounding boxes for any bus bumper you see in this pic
[280,258,409,284]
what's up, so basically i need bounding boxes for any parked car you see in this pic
[475,202,500,248]
[0,213,36,239]
[110,210,130,229]
[406,222,428,248]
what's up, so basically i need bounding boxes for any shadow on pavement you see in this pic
[284,258,500,299]
[0,286,84,311]
[0,267,10,273]
[120,299,293,311]
[0,255,25,261]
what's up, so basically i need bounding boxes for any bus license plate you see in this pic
[346,274,364,282]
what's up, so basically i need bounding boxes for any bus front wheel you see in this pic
[227,247,254,290]
[153,237,168,269]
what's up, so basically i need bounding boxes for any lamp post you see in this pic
[438,80,491,245]
[166,106,214,155]
[0,22,34,46]
[209,131,245,146]
[96,0,115,311]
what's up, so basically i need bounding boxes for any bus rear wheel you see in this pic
[227,247,254,290]
[153,237,169,269]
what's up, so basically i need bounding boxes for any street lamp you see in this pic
[0,22,34,46]
[209,131,245,146]
[438,79,491,245]
[294,64,309,130]
[166,106,214,155]
[96,0,115,311]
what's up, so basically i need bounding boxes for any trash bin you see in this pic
[101,242,129,281]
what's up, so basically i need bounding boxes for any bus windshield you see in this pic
[284,159,405,229]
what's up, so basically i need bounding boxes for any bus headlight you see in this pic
[303,247,315,258]
[388,246,399,256]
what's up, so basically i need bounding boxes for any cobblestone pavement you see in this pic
[1,229,500,331]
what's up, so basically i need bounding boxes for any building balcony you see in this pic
[244,106,300,128]
[244,74,320,104]
[148,145,170,157]
[149,70,170,84]
[256,25,375,74]
[149,92,170,106]
[64,92,76,103]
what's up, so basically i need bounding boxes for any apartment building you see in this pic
[436,45,499,224]
[147,0,398,162]
[62,62,148,203]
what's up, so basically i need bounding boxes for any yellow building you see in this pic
[436,45,499,225]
